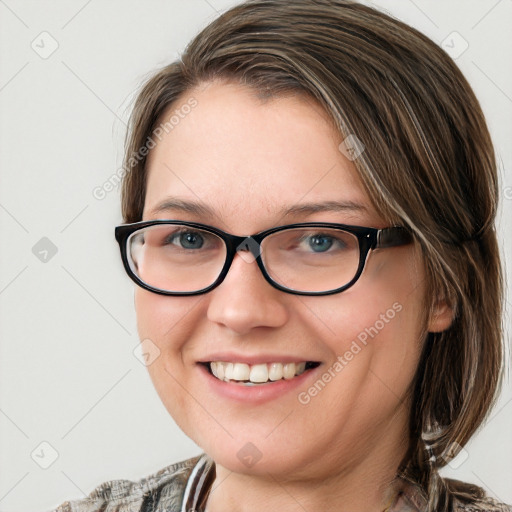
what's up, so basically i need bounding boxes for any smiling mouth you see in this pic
[203,361,321,386]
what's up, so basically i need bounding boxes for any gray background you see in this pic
[0,1,511,510]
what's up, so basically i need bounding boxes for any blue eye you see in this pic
[180,232,204,249]
[166,230,205,249]
[308,235,334,252]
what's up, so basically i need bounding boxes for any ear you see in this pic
[428,299,455,333]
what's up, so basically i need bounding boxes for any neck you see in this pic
[204,424,409,512]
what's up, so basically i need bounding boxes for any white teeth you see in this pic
[295,362,306,375]
[283,363,296,380]
[249,364,269,383]
[232,363,250,381]
[216,362,225,380]
[208,361,310,384]
[268,363,283,381]
[225,362,234,381]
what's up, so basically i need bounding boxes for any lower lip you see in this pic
[197,363,322,404]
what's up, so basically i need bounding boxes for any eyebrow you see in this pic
[147,198,367,219]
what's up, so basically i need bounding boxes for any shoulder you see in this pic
[448,478,512,512]
[395,475,511,512]
[48,454,204,512]
[455,496,512,512]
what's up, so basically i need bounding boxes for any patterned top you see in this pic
[49,453,511,512]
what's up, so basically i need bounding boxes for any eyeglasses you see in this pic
[114,220,413,296]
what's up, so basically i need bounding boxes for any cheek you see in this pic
[134,290,197,388]
[134,289,203,426]
[310,248,426,392]
[134,289,201,348]
[350,249,427,389]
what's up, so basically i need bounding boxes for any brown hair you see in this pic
[120,1,504,510]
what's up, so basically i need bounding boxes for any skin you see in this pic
[136,80,453,512]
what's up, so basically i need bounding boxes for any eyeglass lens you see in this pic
[126,224,361,294]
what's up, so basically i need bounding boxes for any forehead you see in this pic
[143,81,379,231]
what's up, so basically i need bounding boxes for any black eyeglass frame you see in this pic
[115,220,413,297]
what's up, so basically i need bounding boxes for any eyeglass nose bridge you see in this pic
[234,236,262,264]
[213,234,269,291]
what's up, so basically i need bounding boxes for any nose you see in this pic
[206,250,289,335]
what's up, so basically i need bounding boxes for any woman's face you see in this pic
[136,81,448,480]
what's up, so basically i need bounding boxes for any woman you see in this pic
[53,0,510,511]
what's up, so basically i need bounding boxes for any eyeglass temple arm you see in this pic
[376,227,413,249]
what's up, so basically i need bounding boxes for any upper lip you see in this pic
[197,352,321,365]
